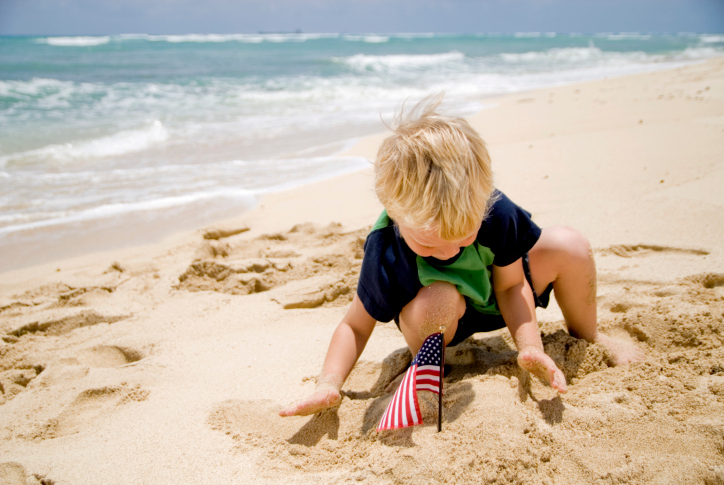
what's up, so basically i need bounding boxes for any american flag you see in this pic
[377,332,443,431]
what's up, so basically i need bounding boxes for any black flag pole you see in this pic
[438,328,445,433]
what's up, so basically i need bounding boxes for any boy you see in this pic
[280,96,643,418]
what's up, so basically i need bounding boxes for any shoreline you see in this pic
[3,56,722,278]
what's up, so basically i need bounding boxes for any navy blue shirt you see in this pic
[357,191,541,323]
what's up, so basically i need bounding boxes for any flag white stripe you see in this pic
[408,366,418,425]
[400,368,410,427]
[417,365,439,373]
[416,383,439,392]
[392,371,405,428]
[393,371,404,428]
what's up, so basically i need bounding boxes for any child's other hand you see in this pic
[517,347,568,393]
[279,385,341,417]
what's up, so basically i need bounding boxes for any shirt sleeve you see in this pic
[482,191,542,267]
[356,226,422,323]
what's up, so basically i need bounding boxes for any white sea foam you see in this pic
[342,34,390,43]
[500,44,723,68]
[700,35,724,44]
[0,154,369,235]
[0,78,105,119]
[0,189,257,234]
[363,35,390,43]
[41,36,110,47]
[0,77,77,97]
[337,51,465,72]
[392,33,437,39]
[1,121,169,166]
[500,46,610,64]
[675,47,724,60]
[513,32,556,38]
[604,33,652,41]
[137,33,338,43]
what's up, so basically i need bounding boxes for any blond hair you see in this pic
[375,94,496,241]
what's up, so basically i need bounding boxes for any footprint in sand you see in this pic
[38,384,148,440]
[209,399,327,444]
[0,366,45,405]
[599,244,709,258]
[74,345,144,368]
[608,301,638,313]
[687,272,724,289]
[0,462,53,485]
[8,281,121,310]
[0,313,135,405]
[8,310,129,338]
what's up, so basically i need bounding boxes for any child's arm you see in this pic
[279,294,377,416]
[492,260,567,393]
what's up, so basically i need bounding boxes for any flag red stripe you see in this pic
[377,333,443,432]
[394,370,406,427]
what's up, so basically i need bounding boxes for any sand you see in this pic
[1,58,723,485]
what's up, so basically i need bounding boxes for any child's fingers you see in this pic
[279,397,321,417]
[550,368,568,393]
[279,389,341,417]
[517,348,568,393]
[543,357,567,393]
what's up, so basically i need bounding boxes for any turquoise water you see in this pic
[1,32,722,270]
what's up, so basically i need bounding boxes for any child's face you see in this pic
[397,222,480,260]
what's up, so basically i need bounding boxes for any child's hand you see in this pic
[279,384,341,417]
[517,347,568,393]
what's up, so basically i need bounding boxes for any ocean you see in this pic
[1,32,722,271]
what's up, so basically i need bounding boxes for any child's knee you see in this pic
[541,225,592,264]
[400,281,465,338]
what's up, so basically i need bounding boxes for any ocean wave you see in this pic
[500,46,608,64]
[40,36,110,47]
[514,32,556,38]
[336,51,466,72]
[497,45,724,66]
[0,154,369,234]
[342,34,390,43]
[0,189,258,234]
[1,121,169,166]
[122,33,339,43]
[700,35,724,44]
[392,33,437,39]
[0,77,98,101]
[601,33,653,41]
[675,47,724,59]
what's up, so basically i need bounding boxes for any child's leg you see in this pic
[398,281,467,355]
[528,226,645,365]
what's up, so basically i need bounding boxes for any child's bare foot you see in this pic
[279,386,341,417]
[517,347,568,393]
[594,333,646,365]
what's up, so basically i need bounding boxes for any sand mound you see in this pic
[177,222,367,309]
